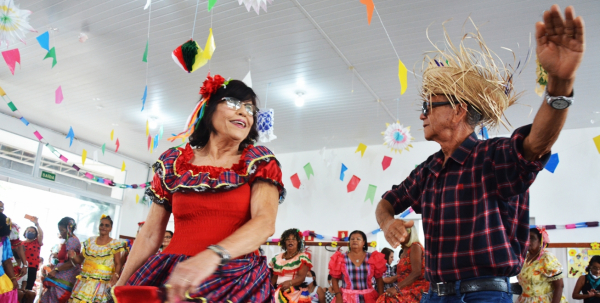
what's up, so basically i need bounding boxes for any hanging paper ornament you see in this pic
[238,0,272,15]
[382,121,414,153]
[171,39,208,73]
[257,108,276,142]
[0,0,36,48]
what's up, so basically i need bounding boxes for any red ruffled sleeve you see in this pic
[368,251,387,278]
[247,146,286,203]
[148,172,173,212]
[328,251,345,279]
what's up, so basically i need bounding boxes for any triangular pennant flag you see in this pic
[290,173,301,189]
[150,137,154,153]
[359,0,374,24]
[202,28,216,60]
[480,126,489,140]
[364,184,377,204]
[340,163,348,181]
[303,163,314,180]
[347,175,361,193]
[44,47,57,68]
[36,31,50,51]
[355,143,367,157]
[544,153,559,173]
[121,161,126,172]
[147,135,152,150]
[2,49,21,75]
[102,143,106,155]
[159,125,164,140]
[208,0,217,11]
[136,194,140,204]
[142,40,149,62]
[110,130,114,141]
[115,138,120,152]
[146,120,149,137]
[81,149,87,166]
[66,127,75,147]
[55,86,64,104]
[141,85,148,111]
[242,71,252,88]
[154,134,159,149]
[594,135,600,154]
[398,59,408,95]
[382,156,392,171]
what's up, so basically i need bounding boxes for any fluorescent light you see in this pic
[295,92,305,107]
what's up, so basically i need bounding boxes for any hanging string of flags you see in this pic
[0,86,150,190]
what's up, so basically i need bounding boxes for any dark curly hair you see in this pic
[586,256,600,273]
[348,230,368,251]
[24,226,38,239]
[101,216,113,227]
[0,213,10,238]
[58,217,77,233]
[280,228,304,252]
[189,80,259,150]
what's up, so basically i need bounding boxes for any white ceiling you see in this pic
[1,0,599,165]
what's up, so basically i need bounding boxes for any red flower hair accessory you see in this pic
[199,74,226,99]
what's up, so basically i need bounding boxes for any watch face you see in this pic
[551,99,570,110]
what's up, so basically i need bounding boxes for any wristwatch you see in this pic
[207,245,231,265]
[545,90,574,110]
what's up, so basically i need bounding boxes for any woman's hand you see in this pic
[68,250,76,259]
[28,216,39,225]
[109,274,119,287]
[48,270,57,279]
[280,280,292,291]
[386,287,398,296]
[11,278,18,290]
[165,250,220,302]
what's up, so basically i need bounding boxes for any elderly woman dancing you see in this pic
[113,75,286,303]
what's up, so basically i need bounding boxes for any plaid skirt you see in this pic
[126,253,274,303]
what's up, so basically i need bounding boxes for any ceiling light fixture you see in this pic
[149,117,159,129]
[295,91,305,107]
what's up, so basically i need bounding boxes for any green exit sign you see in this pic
[41,171,56,181]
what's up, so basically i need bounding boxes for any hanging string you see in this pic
[263,83,271,109]
[145,1,152,86]
[190,0,200,39]
[208,8,214,72]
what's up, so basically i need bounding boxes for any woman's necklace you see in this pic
[349,251,364,264]
[284,250,298,260]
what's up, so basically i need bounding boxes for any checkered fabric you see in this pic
[341,253,371,291]
[382,264,395,292]
[126,253,274,302]
[383,125,549,283]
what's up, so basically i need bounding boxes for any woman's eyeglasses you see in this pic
[164,236,172,239]
[222,97,258,116]
[422,101,452,116]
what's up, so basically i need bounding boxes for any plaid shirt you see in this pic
[383,125,549,283]
[342,253,371,290]
[383,263,396,291]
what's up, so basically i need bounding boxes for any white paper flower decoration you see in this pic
[382,121,414,153]
[238,0,273,15]
[0,0,35,48]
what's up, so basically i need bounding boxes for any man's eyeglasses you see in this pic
[422,101,452,116]
[222,97,258,116]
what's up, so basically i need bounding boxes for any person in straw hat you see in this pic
[376,4,585,303]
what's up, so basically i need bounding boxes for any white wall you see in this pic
[272,126,600,243]
[0,113,152,238]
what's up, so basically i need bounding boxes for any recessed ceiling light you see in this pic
[295,91,305,107]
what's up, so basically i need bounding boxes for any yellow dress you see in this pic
[517,252,568,303]
[69,237,126,303]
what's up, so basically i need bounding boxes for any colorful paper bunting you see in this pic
[594,135,600,154]
[208,0,217,11]
[115,138,120,152]
[136,194,140,204]
[359,0,374,25]
[147,135,151,150]
[159,125,164,140]
[19,117,28,125]
[150,137,154,153]
[364,184,377,204]
[238,0,272,15]
[382,156,392,171]
[2,48,20,75]
[66,127,74,147]
[44,47,57,68]
[340,163,348,181]
[36,31,49,51]
[81,149,87,166]
[142,40,148,62]
[290,173,301,189]
[480,126,489,139]
[544,153,559,173]
[141,85,147,111]
[347,175,361,193]
[154,134,159,149]
[398,59,408,95]
[355,143,367,157]
[55,86,63,104]
[146,120,149,136]
[382,121,414,153]
[399,207,414,218]
[121,161,126,172]
[171,39,208,73]
[101,143,106,155]
[33,131,42,141]
[202,28,216,61]
[303,163,314,180]
[6,101,16,111]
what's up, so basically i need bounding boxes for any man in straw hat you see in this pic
[376,4,584,302]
